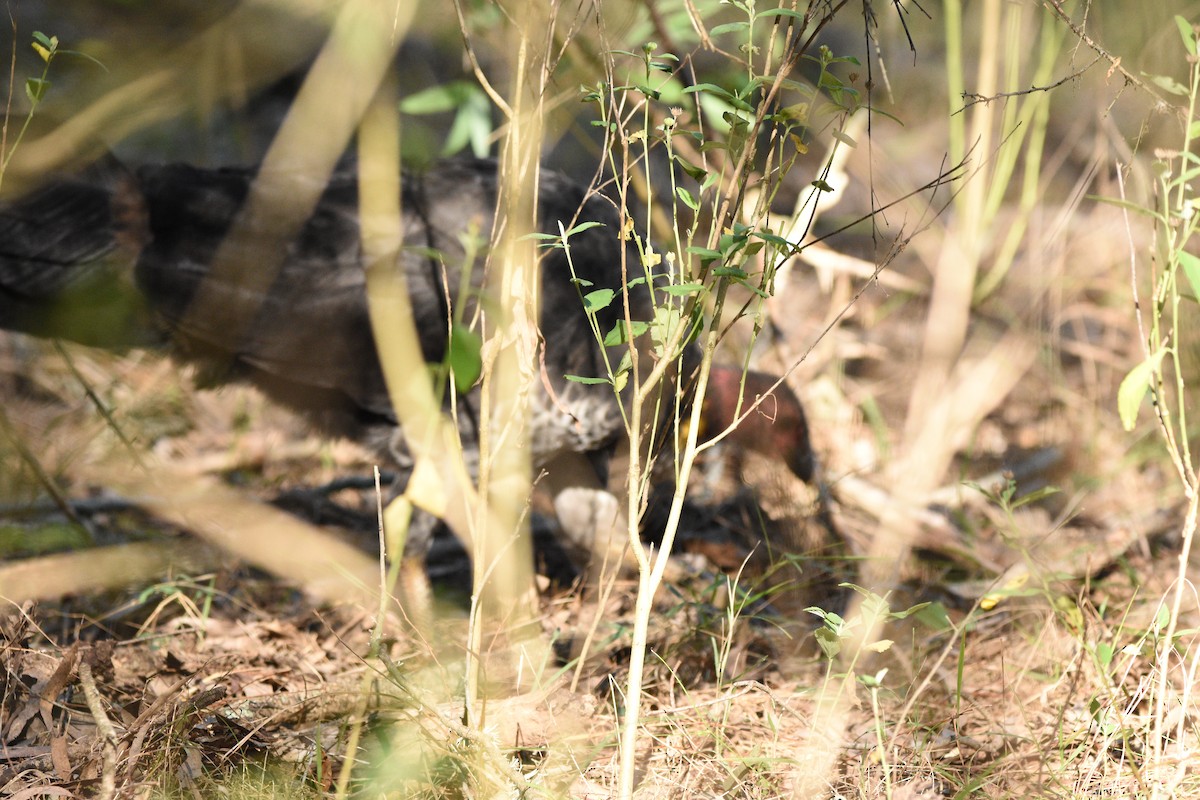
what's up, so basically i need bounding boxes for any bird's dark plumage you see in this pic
[0,157,822,564]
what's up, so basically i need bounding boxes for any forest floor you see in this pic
[2,2,1198,798]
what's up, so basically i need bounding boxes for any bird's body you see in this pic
[1,159,638,462]
[0,157,821,567]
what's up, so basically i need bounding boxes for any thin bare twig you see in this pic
[956,54,1102,113]
[1043,0,1185,122]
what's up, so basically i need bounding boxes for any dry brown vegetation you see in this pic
[2,0,1199,798]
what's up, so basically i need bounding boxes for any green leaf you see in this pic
[400,82,475,114]
[447,324,482,394]
[1147,73,1190,97]
[687,246,722,262]
[682,82,736,102]
[756,7,809,21]
[812,626,842,661]
[886,601,930,621]
[658,282,705,297]
[674,186,699,211]
[583,288,615,313]
[912,602,953,632]
[613,351,633,393]
[811,179,835,192]
[832,128,857,147]
[1176,15,1198,56]
[1010,485,1062,509]
[713,266,748,279]
[564,220,605,237]
[1153,603,1171,634]
[857,670,884,687]
[650,304,683,353]
[1117,348,1168,431]
[675,158,709,183]
[413,82,493,158]
[819,71,845,91]
[753,230,791,248]
[710,21,750,36]
[442,93,493,158]
[1088,194,1166,222]
[1178,250,1200,301]
[603,320,649,347]
[1055,595,1085,636]
[30,31,56,63]
[24,77,48,105]
[565,374,612,385]
[804,606,833,623]
[717,230,747,254]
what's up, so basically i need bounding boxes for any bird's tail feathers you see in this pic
[0,156,161,348]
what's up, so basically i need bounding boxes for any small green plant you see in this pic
[0,31,104,189]
[1117,17,1200,460]
[806,586,929,796]
[134,575,221,640]
[807,585,928,673]
[0,30,110,544]
[1105,14,1200,799]
[399,80,493,159]
[572,18,868,794]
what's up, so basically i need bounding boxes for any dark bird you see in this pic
[0,157,823,571]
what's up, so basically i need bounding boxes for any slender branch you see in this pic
[956,54,1102,113]
[1043,0,1185,122]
